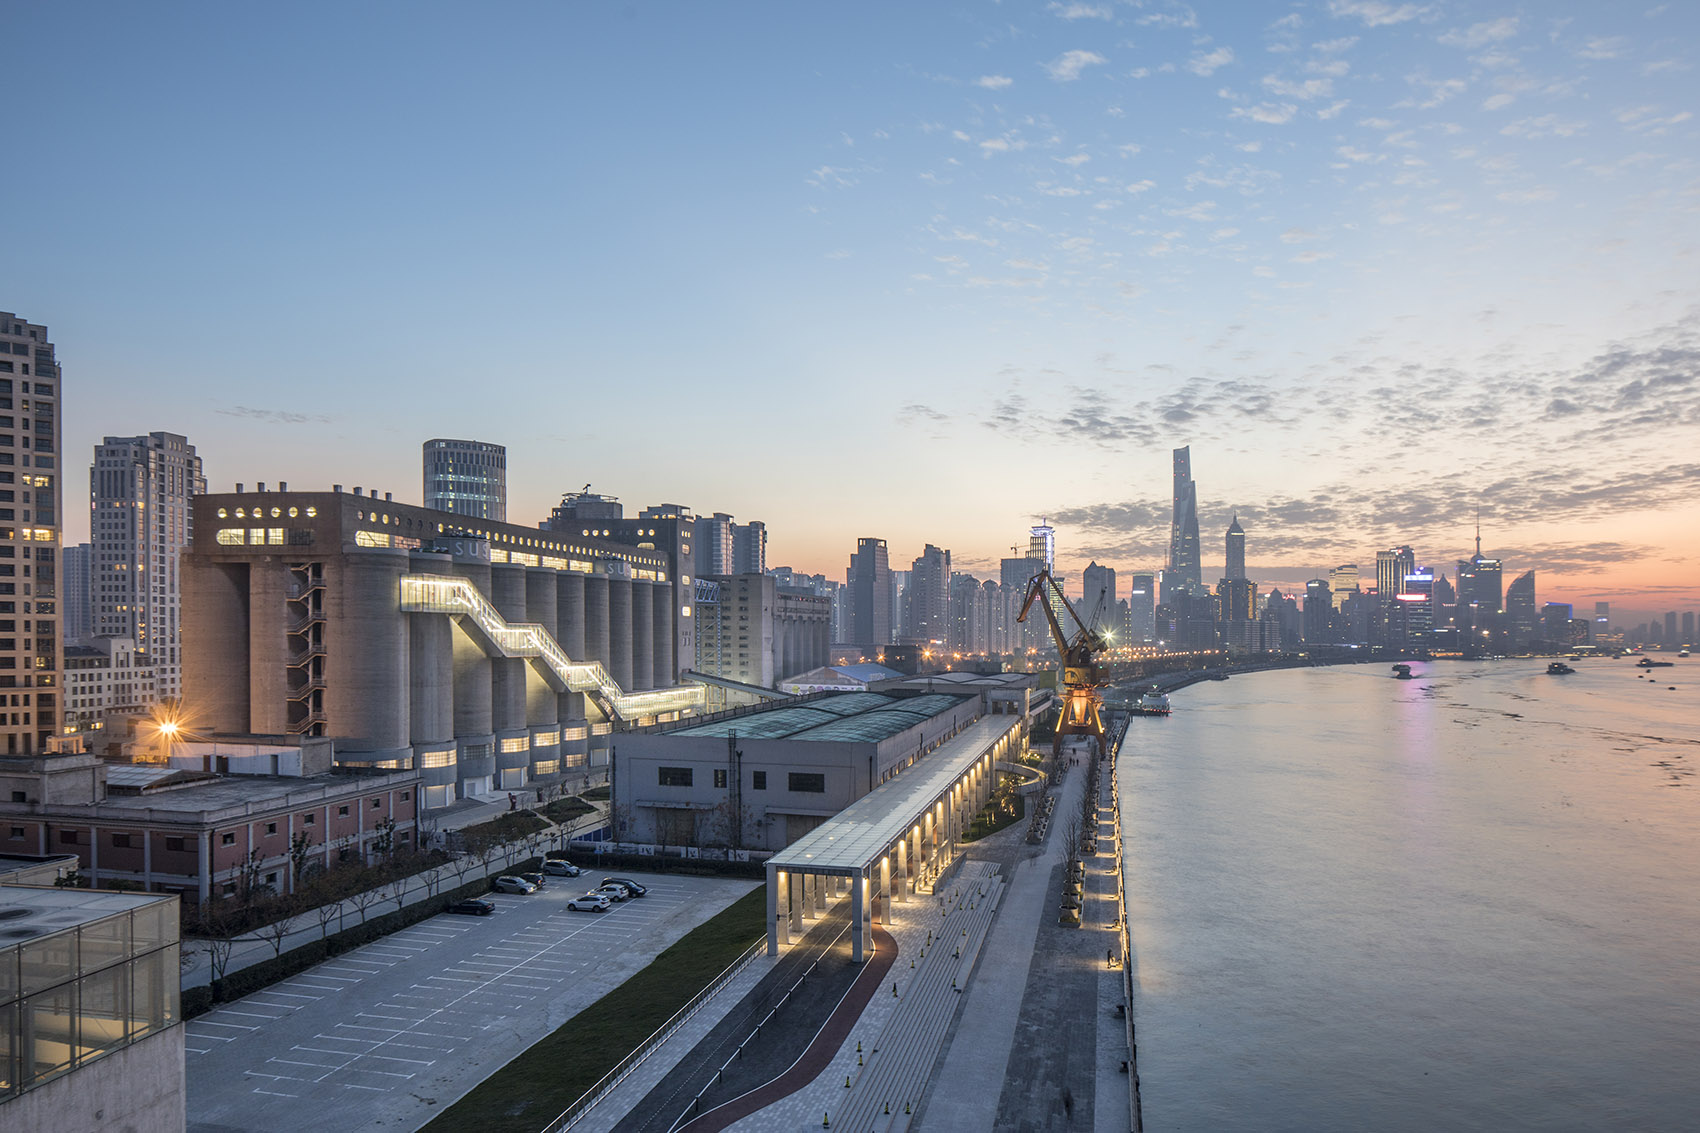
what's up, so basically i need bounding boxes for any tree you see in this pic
[313,892,341,941]
[345,884,383,926]
[200,903,241,993]
[383,877,408,915]
[372,817,397,859]
[419,864,445,899]
[259,913,299,959]
[289,832,314,883]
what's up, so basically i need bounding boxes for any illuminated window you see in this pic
[234,507,245,518]
[287,507,298,518]
[499,737,529,754]
[533,730,560,746]
[305,507,316,518]
[532,759,560,776]
[354,530,391,548]
[216,529,244,545]
[216,507,227,519]
[270,507,281,518]
[561,725,588,742]
[268,528,284,545]
[419,749,455,769]
[681,606,692,617]
[249,528,265,543]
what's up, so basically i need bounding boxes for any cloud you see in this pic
[1263,75,1334,99]
[975,75,1014,90]
[1280,227,1319,243]
[1048,1,1112,19]
[218,406,333,425]
[1230,102,1298,124]
[1328,1,1429,28]
[1046,50,1108,81]
[1577,36,1629,60]
[1188,47,1236,76]
[1499,115,1587,139]
[1439,17,1518,48]
[1496,187,1557,202]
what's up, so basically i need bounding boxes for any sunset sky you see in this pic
[10,1,1697,621]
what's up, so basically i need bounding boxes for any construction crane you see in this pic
[1017,569,1110,760]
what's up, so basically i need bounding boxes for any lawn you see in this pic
[538,796,595,824]
[421,885,766,1133]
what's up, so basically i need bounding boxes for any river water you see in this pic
[1118,658,1700,1132]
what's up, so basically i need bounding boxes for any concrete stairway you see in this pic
[830,862,1005,1131]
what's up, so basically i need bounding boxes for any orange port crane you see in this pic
[1016,568,1109,759]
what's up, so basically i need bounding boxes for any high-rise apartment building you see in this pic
[422,438,506,521]
[0,312,61,754]
[90,432,204,703]
[906,544,951,644]
[1224,517,1245,581]
[847,537,891,647]
[1168,447,1202,589]
[695,512,767,577]
[732,520,766,575]
[1376,546,1415,605]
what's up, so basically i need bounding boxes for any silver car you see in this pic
[566,893,611,912]
[493,875,536,895]
[591,883,630,903]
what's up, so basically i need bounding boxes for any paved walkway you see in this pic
[683,924,898,1132]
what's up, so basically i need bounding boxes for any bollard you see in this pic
[846,1075,852,1088]
[824,1113,831,1128]
[885,1102,891,1115]
[905,1102,912,1114]
[857,1040,862,1052]
[858,1052,863,1066]
[893,982,898,997]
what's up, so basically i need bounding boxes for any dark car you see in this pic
[446,897,495,916]
[519,871,546,889]
[601,877,648,897]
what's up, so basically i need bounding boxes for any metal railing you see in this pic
[540,936,768,1133]
[400,574,706,719]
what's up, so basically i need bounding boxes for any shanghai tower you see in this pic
[1169,446,1202,589]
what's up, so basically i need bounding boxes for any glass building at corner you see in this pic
[422,438,506,522]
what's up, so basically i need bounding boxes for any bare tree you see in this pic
[419,864,445,899]
[346,884,383,926]
[259,913,299,959]
[314,895,341,941]
[200,903,241,992]
[383,877,409,915]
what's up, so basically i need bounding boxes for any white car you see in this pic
[493,875,536,895]
[591,883,631,903]
[543,860,581,877]
[566,893,611,912]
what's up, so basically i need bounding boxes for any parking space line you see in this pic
[196,1020,259,1031]
[253,1088,300,1098]
[342,1083,388,1092]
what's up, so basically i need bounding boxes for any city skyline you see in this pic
[8,2,1697,616]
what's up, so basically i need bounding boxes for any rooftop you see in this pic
[767,715,1017,876]
[0,886,172,944]
[672,690,972,744]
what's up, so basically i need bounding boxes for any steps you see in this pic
[829,862,1006,1131]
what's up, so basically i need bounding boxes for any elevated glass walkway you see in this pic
[399,574,705,719]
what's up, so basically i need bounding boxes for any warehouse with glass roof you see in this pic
[611,689,993,853]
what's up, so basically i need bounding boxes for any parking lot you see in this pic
[185,869,759,1133]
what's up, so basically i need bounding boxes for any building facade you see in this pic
[846,538,891,648]
[0,313,61,757]
[61,542,92,645]
[422,438,506,522]
[1224,516,1245,582]
[184,486,701,809]
[90,432,204,703]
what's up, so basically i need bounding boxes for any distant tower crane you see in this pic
[1017,569,1110,760]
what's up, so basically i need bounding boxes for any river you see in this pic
[1118,657,1700,1131]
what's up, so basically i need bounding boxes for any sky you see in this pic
[7,0,1697,622]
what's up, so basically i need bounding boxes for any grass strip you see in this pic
[422,884,767,1133]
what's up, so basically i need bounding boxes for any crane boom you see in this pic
[1017,569,1108,760]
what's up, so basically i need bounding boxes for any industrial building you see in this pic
[183,485,705,809]
[612,677,1034,856]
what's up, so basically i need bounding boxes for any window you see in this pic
[9,825,23,838]
[788,772,826,794]
[752,771,767,790]
[165,836,185,851]
[713,769,728,789]
[302,813,316,826]
[9,790,22,803]
[657,766,693,787]
[371,797,382,809]
[265,822,278,835]
[111,833,131,848]
[59,830,78,845]
[220,832,236,846]
[401,791,411,802]
[337,805,350,817]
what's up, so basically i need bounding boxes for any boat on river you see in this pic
[1130,687,1171,716]
[1547,661,1575,675]
[1392,663,1417,680]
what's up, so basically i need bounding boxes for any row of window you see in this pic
[655,767,824,793]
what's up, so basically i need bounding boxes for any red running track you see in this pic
[677,925,898,1133]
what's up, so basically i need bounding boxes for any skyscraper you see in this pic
[1505,570,1537,645]
[91,432,205,703]
[847,538,891,648]
[1376,546,1415,604]
[1082,562,1117,632]
[1224,516,1245,581]
[422,438,506,521]
[0,312,61,754]
[62,542,93,645]
[732,520,767,575]
[1127,573,1155,643]
[1168,447,1202,589]
[1329,564,1359,610]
